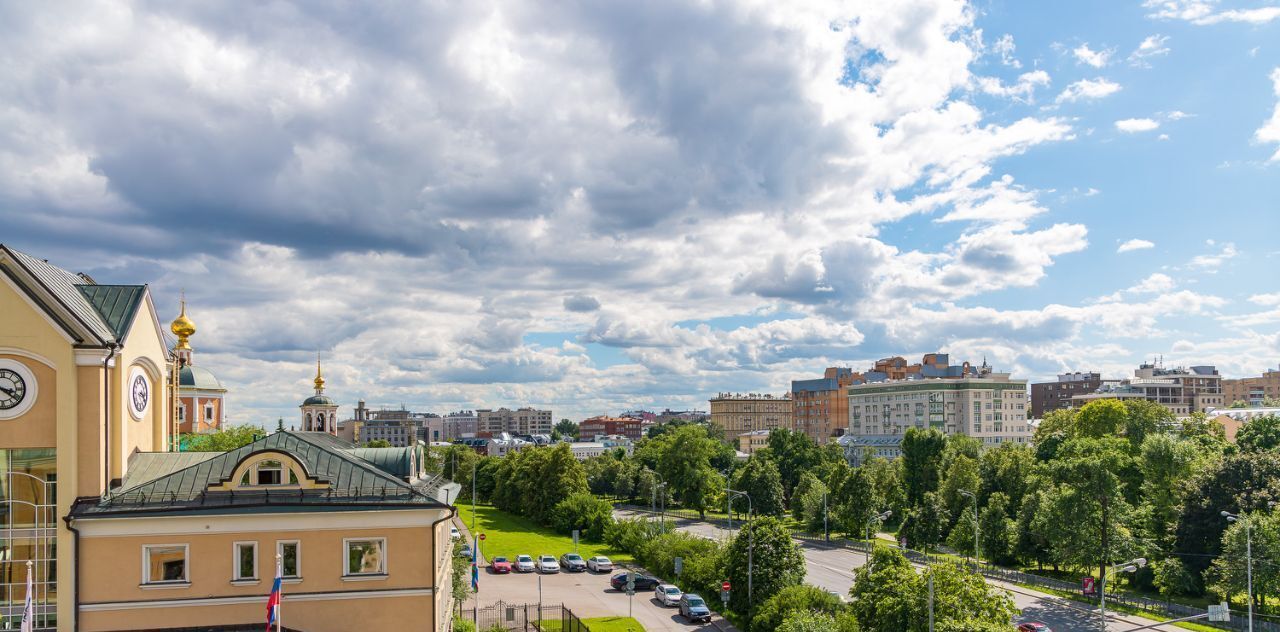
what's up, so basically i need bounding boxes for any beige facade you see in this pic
[737,429,770,455]
[846,375,1032,447]
[477,407,552,436]
[1223,367,1280,406]
[709,393,792,443]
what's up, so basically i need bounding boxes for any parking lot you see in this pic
[464,564,736,631]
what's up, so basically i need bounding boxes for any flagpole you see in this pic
[22,560,34,632]
[276,554,283,632]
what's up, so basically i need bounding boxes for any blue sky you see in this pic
[1,0,1277,424]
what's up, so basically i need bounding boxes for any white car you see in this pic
[450,526,461,540]
[537,555,560,573]
[655,583,682,607]
[515,554,536,573]
[586,556,613,572]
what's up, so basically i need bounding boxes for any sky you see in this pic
[2,0,1279,426]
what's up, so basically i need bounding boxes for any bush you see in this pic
[550,492,615,541]
[752,584,845,631]
[452,619,476,632]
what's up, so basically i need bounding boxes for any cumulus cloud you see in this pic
[1144,0,1280,24]
[1128,273,1176,294]
[1129,35,1172,65]
[1258,68,1280,162]
[992,34,1022,68]
[564,294,602,312]
[1117,238,1156,253]
[1250,293,1280,306]
[1073,43,1113,68]
[976,70,1051,102]
[1188,241,1239,270]
[1057,78,1122,103]
[1116,118,1161,133]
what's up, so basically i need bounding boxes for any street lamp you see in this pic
[1098,557,1147,630]
[1223,511,1254,632]
[959,489,979,570]
[867,510,892,553]
[657,482,668,535]
[727,489,754,610]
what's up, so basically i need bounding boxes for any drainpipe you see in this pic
[431,504,459,632]
[63,515,81,632]
[102,344,118,492]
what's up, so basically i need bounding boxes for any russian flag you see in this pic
[265,574,282,631]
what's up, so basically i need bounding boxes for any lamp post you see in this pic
[823,491,829,543]
[1098,557,1147,630]
[657,482,668,535]
[727,489,754,610]
[1222,511,1254,632]
[959,489,978,570]
[867,510,892,553]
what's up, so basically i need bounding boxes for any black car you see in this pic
[610,572,660,591]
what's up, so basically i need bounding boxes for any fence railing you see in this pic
[466,601,589,631]
[616,502,1280,632]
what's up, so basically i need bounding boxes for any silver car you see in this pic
[515,554,536,573]
[655,583,682,607]
[537,555,560,573]
[586,556,613,572]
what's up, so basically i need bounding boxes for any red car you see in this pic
[1018,623,1052,632]
[490,556,512,574]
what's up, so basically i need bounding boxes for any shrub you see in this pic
[752,584,845,631]
[550,492,615,541]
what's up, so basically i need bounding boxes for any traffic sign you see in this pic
[626,572,636,592]
[1208,603,1230,622]
[573,529,580,552]
[722,580,731,591]
[720,589,730,603]
[479,533,486,541]
[1082,577,1095,596]
[674,557,683,576]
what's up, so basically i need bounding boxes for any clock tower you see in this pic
[300,357,339,434]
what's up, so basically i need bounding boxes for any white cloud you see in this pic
[1128,273,1176,294]
[992,34,1021,68]
[1188,242,1239,270]
[1129,35,1171,65]
[1116,118,1161,133]
[1073,43,1113,68]
[1257,68,1280,162]
[1117,238,1155,253]
[1057,78,1122,103]
[1165,110,1191,120]
[1144,0,1280,24]
[1250,293,1280,306]
[975,70,1051,102]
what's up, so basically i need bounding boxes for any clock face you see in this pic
[127,366,150,420]
[0,368,25,410]
[132,375,149,411]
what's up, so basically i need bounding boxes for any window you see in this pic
[345,538,386,576]
[256,460,283,485]
[278,541,300,579]
[205,404,214,421]
[178,406,186,422]
[144,545,188,585]
[234,542,257,581]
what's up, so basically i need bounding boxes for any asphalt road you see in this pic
[615,509,1185,632]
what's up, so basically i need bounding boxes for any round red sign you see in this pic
[479,533,487,541]
[721,581,731,591]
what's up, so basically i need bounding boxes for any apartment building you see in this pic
[1223,365,1280,406]
[1070,363,1224,416]
[579,415,643,440]
[1030,372,1103,418]
[477,407,553,436]
[790,367,858,445]
[709,393,792,443]
[442,410,479,440]
[737,429,771,455]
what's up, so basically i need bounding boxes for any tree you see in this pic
[979,492,1015,565]
[899,492,947,552]
[724,516,806,614]
[777,611,859,632]
[864,457,907,519]
[1152,557,1197,600]
[979,442,1034,516]
[946,507,976,557]
[940,454,980,527]
[658,424,721,517]
[901,428,946,506]
[923,562,1019,631]
[732,455,786,517]
[550,492,615,541]
[751,584,846,632]
[364,439,392,448]
[850,547,1017,632]
[491,443,589,525]
[1237,414,1280,453]
[791,472,822,522]
[183,425,264,452]
[1138,434,1197,550]
[1207,511,1280,611]
[849,546,920,631]
[796,475,830,533]
[1014,490,1052,570]
[1174,451,1280,592]
[555,418,579,440]
[834,465,879,539]
[767,429,820,501]
[1075,399,1128,438]
[275,418,285,432]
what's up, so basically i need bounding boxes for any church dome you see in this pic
[179,365,224,390]
[302,394,336,406]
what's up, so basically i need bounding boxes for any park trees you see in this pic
[658,424,722,517]
[183,424,263,451]
[751,584,846,632]
[732,455,786,517]
[849,547,1017,632]
[767,428,820,501]
[724,516,805,614]
[901,428,946,506]
[1237,414,1280,453]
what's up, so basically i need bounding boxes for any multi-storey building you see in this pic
[442,410,479,440]
[790,367,858,444]
[1070,363,1224,416]
[737,429,771,455]
[709,393,792,443]
[1223,366,1280,406]
[579,415,643,440]
[1030,372,1103,418]
[844,367,1031,462]
[477,407,553,436]
[655,409,709,424]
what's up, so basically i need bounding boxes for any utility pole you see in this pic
[1223,511,1254,632]
[727,489,753,610]
[823,491,829,543]
[1099,558,1146,630]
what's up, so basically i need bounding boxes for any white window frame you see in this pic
[232,541,258,583]
[254,460,285,486]
[343,537,388,579]
[205,402,215,421]
[277,540,302,582]
[142,544,190,587]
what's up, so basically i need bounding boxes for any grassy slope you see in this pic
[456,503,634,564]
[539,616,646,631]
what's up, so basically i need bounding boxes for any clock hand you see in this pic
[0,385,15,397]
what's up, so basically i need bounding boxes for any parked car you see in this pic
[515,554,536,573]
[610,572,660,592]
[679,594,712,623]
[586,556,613,572]
[460,544,473,560]
[559,553,588,572]
[655,583,683,607]
[450,526,461,539]
[1017,624,1052,632]
[490,556,512,573]
[537,555,560,573]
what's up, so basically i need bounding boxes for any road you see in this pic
[616,509,1184,632]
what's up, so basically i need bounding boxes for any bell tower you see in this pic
[299,356,339,434]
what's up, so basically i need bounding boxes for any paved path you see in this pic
[616,508,1183,632]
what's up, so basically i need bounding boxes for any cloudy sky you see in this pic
[3,0,1279,426]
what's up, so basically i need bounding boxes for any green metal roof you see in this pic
[75,431,448,518]
[122,451,222,489]
[179,365,225,390]
[4,246,120,344]
[346,447,416,479]
[77,284,146,341]
[302,394,336,406]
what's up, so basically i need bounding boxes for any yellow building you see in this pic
[0,246,459,631]
[709,393,792,443]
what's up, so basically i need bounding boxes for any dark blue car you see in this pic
[679,594,711,623]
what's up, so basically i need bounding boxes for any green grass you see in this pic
[457,504,633,564]
[538,616,645,631]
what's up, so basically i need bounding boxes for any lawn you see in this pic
[456,503,633,564]
[538,616,645,631]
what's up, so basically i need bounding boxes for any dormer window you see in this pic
[237,459,299,487]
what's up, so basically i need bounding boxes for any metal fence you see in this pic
[466,601,589,632]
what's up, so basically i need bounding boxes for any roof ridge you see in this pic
[288,432,416,489]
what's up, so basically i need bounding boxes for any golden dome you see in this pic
[313,356,326,392]
[171,297,196,350]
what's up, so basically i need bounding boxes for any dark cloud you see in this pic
[563,294,602,312]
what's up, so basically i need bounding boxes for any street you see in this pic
[614,509,1185,632]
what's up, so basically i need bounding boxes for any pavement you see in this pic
[615,509,1187,632]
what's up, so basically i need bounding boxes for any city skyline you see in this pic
[3,0,1279,424]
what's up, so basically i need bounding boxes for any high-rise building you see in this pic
[1030,372,1102,418]
[477,407,553,436]
[442,410,479,440]
[170,298,228,434]
[790,367,858,444]
[1223,365,1280,406]
[709,393,792,443]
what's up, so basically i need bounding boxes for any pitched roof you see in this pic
[77,284,146,341]
[3,245,150,345]
[75,431,448,518]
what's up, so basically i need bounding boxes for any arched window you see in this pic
[306,412,313,430]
